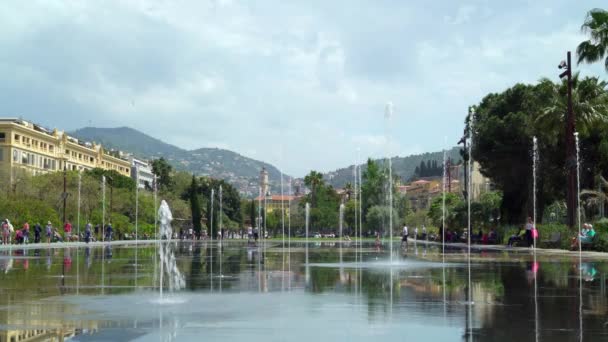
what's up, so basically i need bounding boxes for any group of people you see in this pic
[0,219,115,245]
[570,223,596,249]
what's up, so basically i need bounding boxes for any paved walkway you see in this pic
[2,237,607,260]
[0,239,161,251]
[406,237,608,259]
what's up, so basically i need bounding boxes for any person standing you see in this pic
[105,223,113,242]
[525,217,534,247]
[1,220,9,245]
[84,222,92,243]
[414,226,419,241]
[45,221,53,243]
[64,221,72,241]
[22,222,30,244]
[34,223,42,243]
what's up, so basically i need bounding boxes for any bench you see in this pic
[541,232,561,248]
[581,234,599,250]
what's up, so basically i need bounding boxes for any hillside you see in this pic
[70,127,285,197]
[324,147,462,188]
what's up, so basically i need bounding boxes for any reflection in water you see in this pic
[0,243,607,341]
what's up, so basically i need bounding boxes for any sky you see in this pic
[0,0,606,177]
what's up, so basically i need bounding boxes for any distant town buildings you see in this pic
[260,167,269,196]
[0,118,131,182]
[255,168,303,214]
[130,156,154,189]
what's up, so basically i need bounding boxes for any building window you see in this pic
[14,134,20,142]
[0,132,5,143]
[13,150,19,163]
[49,145,54,153]
[0,149,3,161]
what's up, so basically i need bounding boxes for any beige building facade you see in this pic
[0,118,131,182]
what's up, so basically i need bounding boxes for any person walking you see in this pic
[401,225,409,247]
[22,222,30,244]
[34,223,42,243]
[45,221,53,243]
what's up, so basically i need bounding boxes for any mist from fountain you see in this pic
[158,200,185,302]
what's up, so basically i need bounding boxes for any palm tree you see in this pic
[304,171,324,208]
[536,75,608,140]
[581,175,608,219]
[577,8,608,71]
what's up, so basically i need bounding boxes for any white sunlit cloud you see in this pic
[0,0,606,176]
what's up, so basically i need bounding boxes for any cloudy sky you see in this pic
[1,1,606,176]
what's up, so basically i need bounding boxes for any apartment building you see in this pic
[0,118,131,181]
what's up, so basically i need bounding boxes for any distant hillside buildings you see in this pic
[0,118,153,188]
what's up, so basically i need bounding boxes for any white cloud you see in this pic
[0,0,606,177]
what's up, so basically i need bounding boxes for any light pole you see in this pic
[559,51,575,229]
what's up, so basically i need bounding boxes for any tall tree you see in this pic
[249,199,256,229]
[304,171,325,208]
[189,175,203,236]
[577,8,608,71]
[151,157,174,191]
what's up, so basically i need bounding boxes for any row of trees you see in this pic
[414,159,449,178]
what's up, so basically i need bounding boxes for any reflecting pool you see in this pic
[0,241,607,341]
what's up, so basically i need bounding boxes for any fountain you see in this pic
[158,200,185,301]
[288,177,292,290]
[102,176,106,243]
[339,203,345,244]
[384,102,394,262]
[219,186,224,283]
[532,136,540,341]
[135,167,139,241]
[305,202,310,286]
[575,131,583,340]
[210,189,215,241]
[466,108,474,340]
[442,147,447,307]
[532,137,538,249]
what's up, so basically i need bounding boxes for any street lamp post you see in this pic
[559,51,575,228]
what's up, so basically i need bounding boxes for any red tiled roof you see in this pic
[254,195,298,201]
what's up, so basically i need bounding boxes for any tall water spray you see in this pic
[77,171,82,239]
[305,202,310,285]
[467,108,475,331]
[158,200,185,301]
[575,131,583,341]
[281,170,285,247]
[219,185,223,240]
[339,203,345,243]
[135,167,139,241]
[533,137,538,249]
[210,189,215,241]
[575,132,582,253]
[385,102,394,261]
[102,176,106,242]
